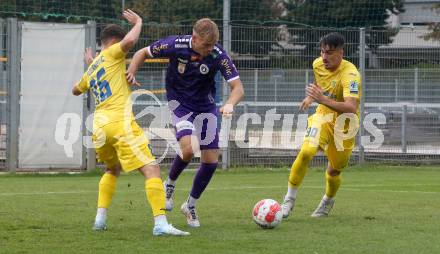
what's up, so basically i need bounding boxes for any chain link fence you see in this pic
[1,19,439,171]
[121,24,440,167]
[91,23,440,168]
[149,25,440,167]
[0,19,7,170]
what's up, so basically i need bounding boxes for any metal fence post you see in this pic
[222,0,231,170]
[254,68,258,102]
[414,67,418,103]
[85,20,96,171]
[358,28,366,164]
[305,69,309,85]
[161,69,166,86]
[0,18,4,132]
[243,103,249,143]
[0,18,4,83]
[6,18,20,172]
[401,104,407,153]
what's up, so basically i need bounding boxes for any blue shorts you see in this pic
[171,103,219,150]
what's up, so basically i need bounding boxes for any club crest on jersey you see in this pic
[349,80,359,94]
[200,64,209,74]
[178,62,186,74]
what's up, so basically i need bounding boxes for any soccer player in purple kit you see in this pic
[127,18,244,228]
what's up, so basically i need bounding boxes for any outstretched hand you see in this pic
[306,84,326,104]
[84,47,97,66]
[122,9,142,25]
[125,71,140,86]
[299,95,314,112]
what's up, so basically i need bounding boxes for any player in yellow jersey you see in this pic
[281,32,361,218]
[72,9,189,236]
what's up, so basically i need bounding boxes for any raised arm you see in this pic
[127,36,177,85]
[126,47,151,85]
[120,9,143,53]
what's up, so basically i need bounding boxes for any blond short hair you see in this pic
[193,18,219,45]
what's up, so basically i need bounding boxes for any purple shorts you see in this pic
[171,103,219,150]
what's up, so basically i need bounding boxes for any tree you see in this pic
[122,0,284,59]
[0,0,117,22]
[281,0,405,64]
[422,4,440,41]
[229,0,284,56]
[119,0,222,52]
[121,0,222,24]
[283,0,404,28]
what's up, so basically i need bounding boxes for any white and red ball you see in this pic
[252,199,282,229]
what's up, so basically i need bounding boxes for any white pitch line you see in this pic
[347,183,440,187]
[0,190,96,196]
[0,184,439,196]
[207,185,440,194]
[340,187,440,195]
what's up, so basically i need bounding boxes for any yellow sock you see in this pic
[145,178,166,217]
[288,143,318,188]
[97,173,117,208]
[325,171,341,198]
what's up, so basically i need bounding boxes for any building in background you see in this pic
[377,0,440,68]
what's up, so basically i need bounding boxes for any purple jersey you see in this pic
[147,35,239,111]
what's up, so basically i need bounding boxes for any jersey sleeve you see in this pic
[106,42,125,60]
[147,36,177,58]
[342,68,361,99]
[76,73,89,93]
[218,53,239,82]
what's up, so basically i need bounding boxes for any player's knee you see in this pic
[106,167,121,177]
[138,164,161,179]
[298,147,316,163]
[327,168,341,177]
[180,147,194,162]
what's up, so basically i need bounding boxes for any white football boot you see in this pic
[181,202,200,228]
[281,196,296,219]
[311,197,335,218]
[92,219,107,231]
[153,223,190,236]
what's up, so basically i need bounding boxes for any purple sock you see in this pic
[190,162,218,199]
[169,156,190,181]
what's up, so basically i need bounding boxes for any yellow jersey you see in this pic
[312,57,361,118]
[76,43,134,127]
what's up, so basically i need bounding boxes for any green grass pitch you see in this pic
[0,165,439,254]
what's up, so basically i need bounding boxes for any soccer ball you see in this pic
[252,199,282,229]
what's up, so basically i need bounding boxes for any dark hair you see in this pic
[320,32,345,49]
[100,24,126,44]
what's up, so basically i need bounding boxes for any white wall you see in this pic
[19,22,85,168]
